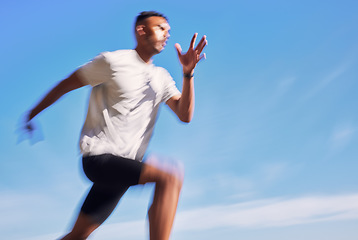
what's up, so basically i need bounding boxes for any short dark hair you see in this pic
[135,11,168,26]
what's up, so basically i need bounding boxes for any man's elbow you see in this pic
[175,104,194,123]
[179,114,193,123]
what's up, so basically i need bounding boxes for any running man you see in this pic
[24,11,207,240]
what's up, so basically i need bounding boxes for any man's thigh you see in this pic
[81,183,129,224]
[82,154,143,187]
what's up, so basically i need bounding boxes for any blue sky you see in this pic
[1,0,358,239]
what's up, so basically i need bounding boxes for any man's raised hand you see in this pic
[175,33,207,74]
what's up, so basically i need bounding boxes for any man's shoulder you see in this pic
[102,49,133,60]
[155,66,170,76]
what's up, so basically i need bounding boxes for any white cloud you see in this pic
[22,233,60,240]
[180,162,296,204]
[91,220,146,240]
[86,193,358,239]
[21,220,147,240]
[174,193,358,230]
[9,193,358,240]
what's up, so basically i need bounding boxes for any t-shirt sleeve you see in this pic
[77,52,112,87]
[160,68,181,103]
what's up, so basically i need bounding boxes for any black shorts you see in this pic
[80,154,143,224]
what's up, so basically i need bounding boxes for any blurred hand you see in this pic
[175,33,208,74]
[16,112,43,144]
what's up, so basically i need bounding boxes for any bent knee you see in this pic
[139,159,185,187]
[161,171,183,191]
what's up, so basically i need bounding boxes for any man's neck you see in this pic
[134,46,155,63]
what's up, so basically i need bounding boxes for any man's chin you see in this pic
[156,44,166,53]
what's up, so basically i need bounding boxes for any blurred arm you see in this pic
[28,70,86,121]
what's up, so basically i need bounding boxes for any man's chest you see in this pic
[110,61,164,96]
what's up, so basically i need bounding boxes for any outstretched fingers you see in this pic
[190,33,198,49]
[175,33,207,69]
[199,53,206,61]
[175,43,183,55]
[195,35,207,54]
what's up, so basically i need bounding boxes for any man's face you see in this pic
[142,16,171,53]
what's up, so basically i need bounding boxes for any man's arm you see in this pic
[167,33,207,123]
[166,74,194,123]
[28,70,86,121]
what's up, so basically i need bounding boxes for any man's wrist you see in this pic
[183,70,194,79]
[28,109,35,121]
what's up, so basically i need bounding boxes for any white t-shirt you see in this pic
[77,50,180,161]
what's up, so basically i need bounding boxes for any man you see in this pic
[25,11,207,240]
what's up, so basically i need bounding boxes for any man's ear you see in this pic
[136,25,146,36]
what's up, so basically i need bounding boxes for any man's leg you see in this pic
[59,154,183,240]
[59,212,99,240]
[139,157,184,240]
[59,184,128,240]
[59,153,133,240]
